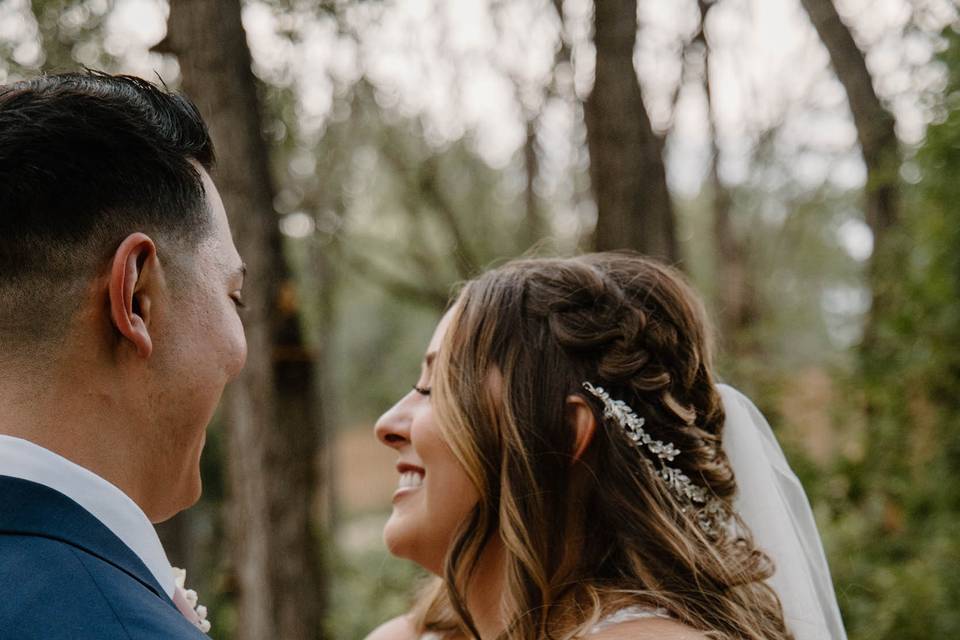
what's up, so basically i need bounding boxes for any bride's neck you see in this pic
[464,538,507,640]
[462,510,587,639]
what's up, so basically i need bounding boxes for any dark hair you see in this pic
[0,71,215,347]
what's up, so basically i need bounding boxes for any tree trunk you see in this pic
[160,2,325,639]
[799,0,901,340]
[522,116,546,251]
[696,0,756,346]
[584,0,677,262]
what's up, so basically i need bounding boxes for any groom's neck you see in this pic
[0,365,156,519]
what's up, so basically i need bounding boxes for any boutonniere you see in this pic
[173,567,212,634]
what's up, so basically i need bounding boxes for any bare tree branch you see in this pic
[799,0,902,353]
[377,140,481,278]
[799,0,900,236]
[337,244,452,311]
[696,0,757,346]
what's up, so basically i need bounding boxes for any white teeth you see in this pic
[398,471,424,490]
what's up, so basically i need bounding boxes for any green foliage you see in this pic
[329,272,438,426]
[681,143,867,387]
[821,23,960,640]
[326,524,425,640]
[33,0,115,72]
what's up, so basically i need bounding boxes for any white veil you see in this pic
[716,384,847,640]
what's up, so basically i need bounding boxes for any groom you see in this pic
[0,72,246,638]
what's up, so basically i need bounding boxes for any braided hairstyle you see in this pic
[418,252,792,640]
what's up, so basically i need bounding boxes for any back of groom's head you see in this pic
[0,72,246,521]
[0,72,215,354]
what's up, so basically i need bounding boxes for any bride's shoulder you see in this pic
[590,617,709,640]
[365,615,419,640]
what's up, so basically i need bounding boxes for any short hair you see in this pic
[0,71,216,351]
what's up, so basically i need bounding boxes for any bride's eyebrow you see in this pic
[424,352,437,371]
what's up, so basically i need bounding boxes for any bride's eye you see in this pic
[413,385,431,397]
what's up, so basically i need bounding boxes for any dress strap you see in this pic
[419,606,672,638]
[589,605,672,635]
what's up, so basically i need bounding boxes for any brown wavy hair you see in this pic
[415,252,791,640]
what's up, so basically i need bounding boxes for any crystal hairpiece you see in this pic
[581,382,727,535]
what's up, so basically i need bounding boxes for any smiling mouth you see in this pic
[398,470,424,490]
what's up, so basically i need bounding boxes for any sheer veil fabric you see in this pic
[718,384,847,640]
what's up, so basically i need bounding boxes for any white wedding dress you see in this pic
[587,605,672,634]
[420,606,669,640]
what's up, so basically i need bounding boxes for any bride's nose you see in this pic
[374,396,413,449]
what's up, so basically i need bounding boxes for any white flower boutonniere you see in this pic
[172,567,212,634]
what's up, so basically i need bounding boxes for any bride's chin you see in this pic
[382,514,412,558]
[383,520,445,574]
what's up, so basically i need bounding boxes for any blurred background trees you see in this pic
[1,0,958,638]
[161,1,326,638]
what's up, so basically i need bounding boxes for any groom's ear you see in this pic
[108,232,163,359]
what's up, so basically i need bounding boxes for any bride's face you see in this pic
[374,309,481,574]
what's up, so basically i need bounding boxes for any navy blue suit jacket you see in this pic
[0,475,209,639]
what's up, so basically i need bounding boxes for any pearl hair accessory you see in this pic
[581,382,727,535]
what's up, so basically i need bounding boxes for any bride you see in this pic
[367,253,846,640]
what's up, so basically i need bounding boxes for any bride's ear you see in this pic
[566,395,598,462]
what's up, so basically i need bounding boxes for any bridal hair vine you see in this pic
[581,382,727,535]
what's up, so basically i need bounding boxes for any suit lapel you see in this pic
[0,475,175,608]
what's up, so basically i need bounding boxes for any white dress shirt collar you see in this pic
[0,434,176,598]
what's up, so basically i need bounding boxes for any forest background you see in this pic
[1,0,958,638]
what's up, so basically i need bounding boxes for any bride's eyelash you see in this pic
[413,385,432,396]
